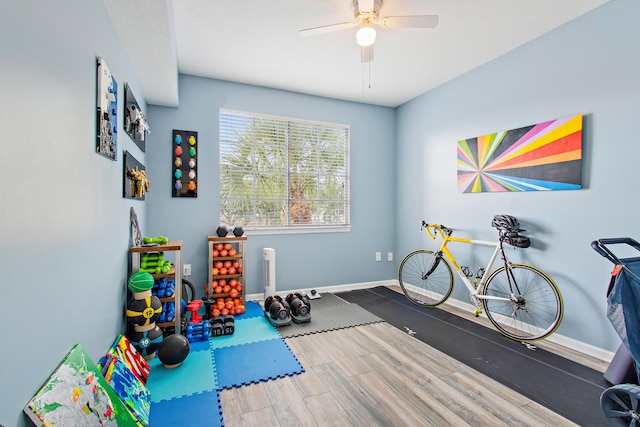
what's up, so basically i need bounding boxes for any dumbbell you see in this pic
[216,225,229,237]
[202,298,215,320]
[223,316,235,335]
[264,295,291,325]
[210,317,224,337]
[286,293,312,323]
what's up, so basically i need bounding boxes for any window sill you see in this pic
[244,225,351,236]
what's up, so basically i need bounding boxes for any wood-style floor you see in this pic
[220,291,609,426]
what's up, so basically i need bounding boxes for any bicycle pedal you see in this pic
[473,307,483,317]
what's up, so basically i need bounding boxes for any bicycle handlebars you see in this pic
[421,221,452,240]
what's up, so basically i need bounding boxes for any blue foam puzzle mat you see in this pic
[149,389,223,427]
[242,300,263,318]
[146,349,217,402]
[214,338,304,389]
[208,316,281,350]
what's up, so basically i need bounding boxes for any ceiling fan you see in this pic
[299,0,438,62]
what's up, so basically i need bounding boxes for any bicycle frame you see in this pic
[424,223,515,306]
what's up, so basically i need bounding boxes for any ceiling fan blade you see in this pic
[358,0,375,13]
[378,15,439,29]
[299,22,354,37]
[360,45,374,63]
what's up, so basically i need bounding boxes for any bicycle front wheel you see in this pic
[398,249,454,307]
[481,264,563,342]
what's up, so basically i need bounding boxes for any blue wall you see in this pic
[0,1,148,425]
[146,76,398,297]
[395,0,640,352]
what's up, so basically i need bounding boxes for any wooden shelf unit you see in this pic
[130,240,183,334]
[207,236,246,303]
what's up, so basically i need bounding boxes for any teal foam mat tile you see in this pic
[146,349,217,402]
[208,316,280,350]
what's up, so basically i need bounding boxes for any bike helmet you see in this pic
[491,214,522,232]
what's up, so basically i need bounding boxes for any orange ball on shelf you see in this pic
[212,250,219,257]
[212,267,219,276]
[229,289,238,298]
[223,285,231,294]
[220,249,228,257]
[224,243,233,250]
[228,248,237,256]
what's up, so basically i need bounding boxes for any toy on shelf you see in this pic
[126,166,150,199]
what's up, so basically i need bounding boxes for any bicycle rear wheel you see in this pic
[398,249,454,307]
[481,264,563,341]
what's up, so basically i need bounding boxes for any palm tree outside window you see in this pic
[219,109,350,231]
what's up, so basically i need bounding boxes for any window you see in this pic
[219,109,350,231]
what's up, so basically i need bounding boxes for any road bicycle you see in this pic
[398,215,563,342]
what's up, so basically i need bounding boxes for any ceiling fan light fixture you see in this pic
[356,26,376,47]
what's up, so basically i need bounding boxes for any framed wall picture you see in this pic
[457,114,583,193]
[124,151,149,200]
[124,83,149,152]
[96,56,118,160]
[172,130,198,198]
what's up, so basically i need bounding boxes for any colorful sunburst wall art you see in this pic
[457,114,583,193]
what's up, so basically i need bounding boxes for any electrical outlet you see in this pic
[375,252,381,262]
[183,264,191,276]
[388,252,393,262]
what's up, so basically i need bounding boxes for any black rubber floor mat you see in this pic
[335,286,610,427]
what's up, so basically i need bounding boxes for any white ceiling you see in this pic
[104,0,609,108]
